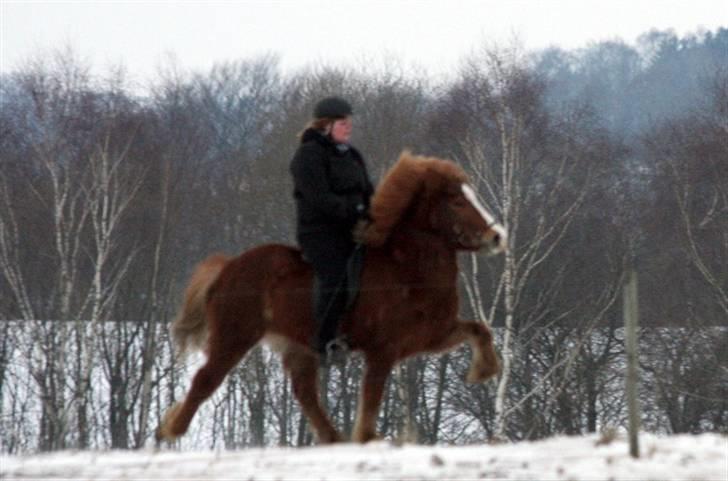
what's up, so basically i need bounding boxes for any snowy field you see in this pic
[2,433,725,480]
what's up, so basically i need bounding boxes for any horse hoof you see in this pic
[318,434,343,445]
[155,424,178,444]
[156,402,184,443]
[352,431,381,444]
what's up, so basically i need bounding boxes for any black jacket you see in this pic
[290,129,374,236]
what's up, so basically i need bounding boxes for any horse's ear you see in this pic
[362,151,425,247]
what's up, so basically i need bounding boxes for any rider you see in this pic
[290,96,374,363]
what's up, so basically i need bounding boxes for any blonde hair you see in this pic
[297,118,334,139]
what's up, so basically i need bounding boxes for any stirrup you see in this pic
[322,337,350,365]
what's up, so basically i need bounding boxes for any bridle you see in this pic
[396,183,504,251]
[449,184,506,251]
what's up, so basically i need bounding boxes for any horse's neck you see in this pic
[388,224,457,283]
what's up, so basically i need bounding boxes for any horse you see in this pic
[156,151,507,445]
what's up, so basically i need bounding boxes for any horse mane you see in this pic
[364,150,469,246]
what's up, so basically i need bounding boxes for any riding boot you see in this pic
[298,230,355,364]
[313,276,350,364]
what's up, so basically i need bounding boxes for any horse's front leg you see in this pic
[463,320,500,383]
[352,356,394,443]
[431,320,500,383]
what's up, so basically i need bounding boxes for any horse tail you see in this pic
[171,253,230,357]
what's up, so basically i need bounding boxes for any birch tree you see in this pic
[0,53,153,450]
[5,54,96,450]
[431,43,623,439]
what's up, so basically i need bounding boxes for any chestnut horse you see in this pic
[157,151,507,444]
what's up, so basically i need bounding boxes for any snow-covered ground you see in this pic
[2,433,726,480]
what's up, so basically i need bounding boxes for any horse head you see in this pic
[362,151,507,255]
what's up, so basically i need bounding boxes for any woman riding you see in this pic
[290,96,374,364]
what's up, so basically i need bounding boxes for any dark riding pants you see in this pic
[298,230,354,351]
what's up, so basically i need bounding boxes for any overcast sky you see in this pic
[1,0,726,85]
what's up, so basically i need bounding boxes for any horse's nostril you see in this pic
[492,233,501,245]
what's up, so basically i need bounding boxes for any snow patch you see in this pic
[2,433,726,480]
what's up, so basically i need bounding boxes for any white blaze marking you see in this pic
[461,184,495,225]
[461,184,508,251]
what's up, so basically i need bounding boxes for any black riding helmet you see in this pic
[314,96,353,119]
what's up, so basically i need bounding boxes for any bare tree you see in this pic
[639,70,728,434]
[0,51,97,450]
[429,42,626,439]
[659,73,728,319]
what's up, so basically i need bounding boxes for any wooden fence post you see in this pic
[624,270,640,458]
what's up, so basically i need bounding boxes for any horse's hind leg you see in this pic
[282,348,341,444]
[157,334,261,442]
